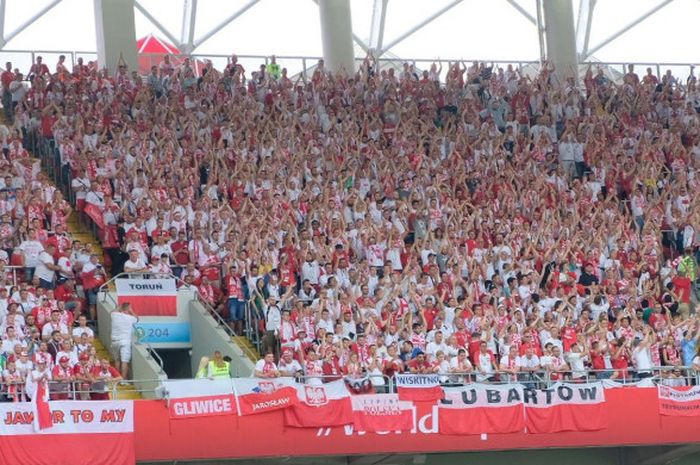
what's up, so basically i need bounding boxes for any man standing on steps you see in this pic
[111,302,139,379]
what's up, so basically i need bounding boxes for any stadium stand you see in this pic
[2,52,700,403]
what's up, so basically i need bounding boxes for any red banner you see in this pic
[524,383,607,433]
[395,374,444,402]
[232,378,299,416]
[351,394,413,433]
[439,384,525,435]
[169,395,237,419]
[658,385,700,417]
[133,387,700,461]
[83,203,105,230]
[284,380,353,428]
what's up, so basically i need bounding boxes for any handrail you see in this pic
[142,341,165,372]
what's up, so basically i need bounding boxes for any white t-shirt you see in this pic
[517,354,541,369]
[34,251,55,282]
[111,311,137,343]
[633,345,652,373]
[566,352,588,379]
[72,326,94,339]
[18,240,44,267]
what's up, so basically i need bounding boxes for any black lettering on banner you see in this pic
[541,389,554,404]
[486,390,501,404]
[461,389,477,405]
[507,388,521,403]
[557,385,573,401]
[523,388,537,405]
[579,386,597,401]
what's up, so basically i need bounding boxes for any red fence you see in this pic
[133,387,699,461]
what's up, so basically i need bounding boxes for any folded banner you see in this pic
[524,382,607,433]
[351,394,413,433]
[658,385,700,417]
[116,277,177,316]
[602,378,655,389]
[0,400,134,465]
[232,378,298,416]
[439,384,525,435]
[284,380,353,428]
[395,374,444,402]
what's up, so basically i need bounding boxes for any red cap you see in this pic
[79,352,89,361]
[59,356,70,364]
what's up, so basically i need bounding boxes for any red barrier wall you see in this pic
[134,388,700,462]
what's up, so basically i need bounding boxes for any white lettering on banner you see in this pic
[252,397,291,411]
[173,398,233,416]
[0,401,134,435]
[334,405,440,437]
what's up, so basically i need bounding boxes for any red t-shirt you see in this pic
[672,276,691,303]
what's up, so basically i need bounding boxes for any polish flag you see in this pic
[395,374,444,402]
[439,384,525,435]
[351,394,413,433]
[524,382,607,433]
[232,378,299,416]
[658,384,700,417]
[116,278,177,316]
[283,380,353,428]
[33,381,53,431]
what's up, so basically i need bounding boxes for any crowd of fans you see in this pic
[1,51,700,396]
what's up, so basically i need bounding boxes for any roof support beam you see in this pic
[192,0,259,50]
[134,0,181,51]
[3,0,63,47]
[180,0,198,54]
[369,0,388,51]
[575,0,596,58]
[504,0,537,25]
[584,0,674,59]
[378,0,463,56]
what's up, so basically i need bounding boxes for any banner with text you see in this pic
[0,400,134,465]
[439,384,525,435]
[658,385,700,417]
[116,277,177,316]
[524,382,607,433]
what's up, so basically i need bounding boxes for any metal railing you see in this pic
[1,48,698,83]
[1,378,164,401]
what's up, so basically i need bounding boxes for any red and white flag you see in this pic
[524,382,607,433]
[33,380,53,431]
[351,394,413,433]
[116,277,177,316]
[284,380,353,428]
[439,384,525,435]
[232,378,299,416]
[0,400,135,465]
[395,374,444,402]
[658,385,700,417]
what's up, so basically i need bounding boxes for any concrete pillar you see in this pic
[318,0,354,75]
[94,0,138,74]
[542,0,578,82]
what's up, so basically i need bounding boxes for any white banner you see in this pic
[115,278,177,297]
[162,379,234,398]
[0,401,134,436]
